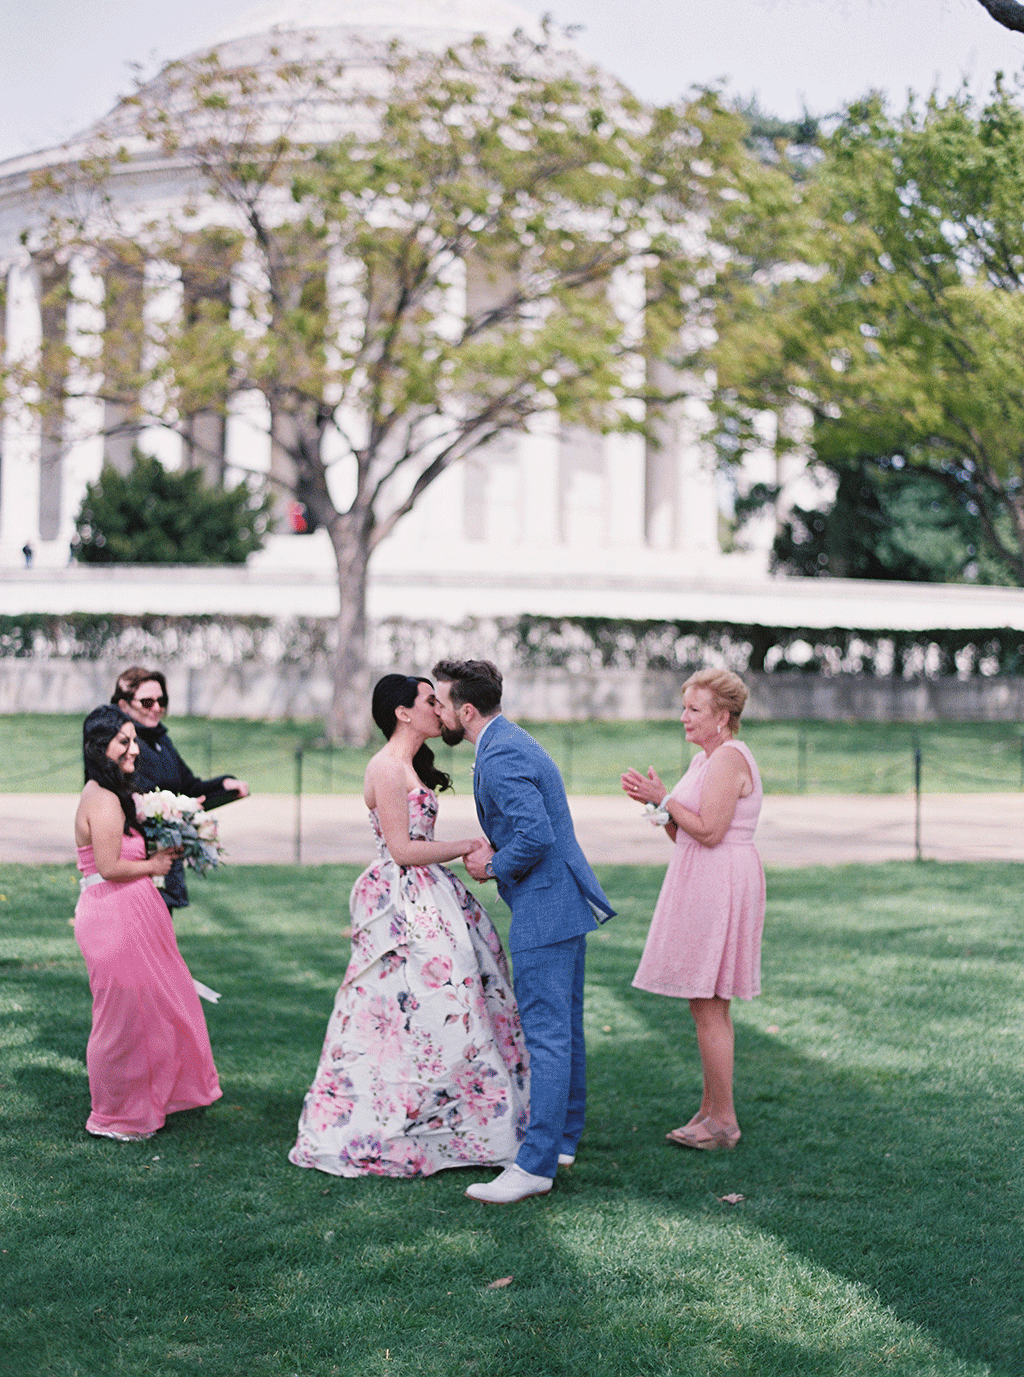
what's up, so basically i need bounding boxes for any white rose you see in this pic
[196,815,218,841]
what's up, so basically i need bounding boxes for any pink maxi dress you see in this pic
[632,739,766,1001]
[74,832,221,1137]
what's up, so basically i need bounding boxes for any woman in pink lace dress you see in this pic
[289,674,528,1178]
[73,706,222,1142]
[622,668,765,1152]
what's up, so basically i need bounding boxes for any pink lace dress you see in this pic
[632,739,766,1001]
[74,831,221,1137]
[289,787,529,1177]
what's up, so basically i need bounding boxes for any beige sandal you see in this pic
[665,1117,741,1151]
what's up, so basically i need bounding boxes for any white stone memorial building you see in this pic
[0,0,815,622]
[1,0,1017,652]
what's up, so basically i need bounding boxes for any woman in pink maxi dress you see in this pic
[622,668,765,1152]
[73,706,221,1141]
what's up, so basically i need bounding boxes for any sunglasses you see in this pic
[132,696,168,710]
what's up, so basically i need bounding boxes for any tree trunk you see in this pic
[328,514,373,746]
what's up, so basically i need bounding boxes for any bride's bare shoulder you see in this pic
[363,748,404,808]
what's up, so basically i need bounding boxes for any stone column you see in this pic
[519,410,560,548]
[35,254,69,541]
[604,263,646,550]
[62,257,106,556]
[175,231,239,487]
[139,259,184,471]
[732,409,778,572]
[0,259,41,564]
[676,393,720,566]
[269,407,301,526]
[100,247,146,475]
[0,262,8,560]
[644,358,680,549]
[559,425,605,548]
[643,351,722,567]
[225,388,272,492]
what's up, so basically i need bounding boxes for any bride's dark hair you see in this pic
[371,674,452,793]
[83,705,139,835]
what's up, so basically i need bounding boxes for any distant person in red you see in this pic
[111,666,249,910]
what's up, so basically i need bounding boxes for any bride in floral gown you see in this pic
[289,674,529,1177]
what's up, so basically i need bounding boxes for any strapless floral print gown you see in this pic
[289,787,529,1176]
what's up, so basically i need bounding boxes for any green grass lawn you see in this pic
[2,712,1023,795]
[1,860,1023,1375]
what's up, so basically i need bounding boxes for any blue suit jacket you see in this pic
[473,716,615,954]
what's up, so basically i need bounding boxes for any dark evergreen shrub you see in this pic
[72,453,271,565]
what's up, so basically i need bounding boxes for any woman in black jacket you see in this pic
[112,666,249,909]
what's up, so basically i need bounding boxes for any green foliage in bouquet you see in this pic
[72,452,271,565]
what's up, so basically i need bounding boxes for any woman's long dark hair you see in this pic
[371,674,452,792]
[83,705,140,835]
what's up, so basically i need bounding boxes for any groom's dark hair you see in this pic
[432,659,503,716]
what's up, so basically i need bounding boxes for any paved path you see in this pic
[2,792,1022,868]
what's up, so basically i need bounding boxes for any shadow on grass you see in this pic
[583,862,1024,1374]
[2,861,1023,1376]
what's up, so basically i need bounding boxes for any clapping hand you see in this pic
[621,766,667,807]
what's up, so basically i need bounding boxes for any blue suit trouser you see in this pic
[511,934,587,1179]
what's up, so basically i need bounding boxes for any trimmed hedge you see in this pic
[2,612,1022,679]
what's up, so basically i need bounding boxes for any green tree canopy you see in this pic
[34,26,756,740]
[715,80,1024,586]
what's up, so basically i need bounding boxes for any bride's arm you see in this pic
[371,761,477,867]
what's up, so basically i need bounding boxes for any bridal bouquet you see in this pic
[134,790,224,878]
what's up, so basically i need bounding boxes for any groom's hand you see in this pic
[465,839,496,882]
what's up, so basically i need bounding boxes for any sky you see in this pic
[1,0,1023,162]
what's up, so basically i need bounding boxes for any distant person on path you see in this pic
[111,666,249,911]
[433,658,615,1204]
[21,542,32,567]
[622,668,765,1151]
[289,673,528,1178]
[73,705,221,1141]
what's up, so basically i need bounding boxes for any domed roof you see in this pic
[211,0,540,48]
[0,0,556,181]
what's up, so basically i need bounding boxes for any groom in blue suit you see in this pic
[432,660,614,1204]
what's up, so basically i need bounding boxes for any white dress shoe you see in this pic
[557,1153,575,1167]
[465,1164,553,1204]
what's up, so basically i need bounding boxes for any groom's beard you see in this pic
[439,723,465,747]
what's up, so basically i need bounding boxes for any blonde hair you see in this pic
[682,668,748,734]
